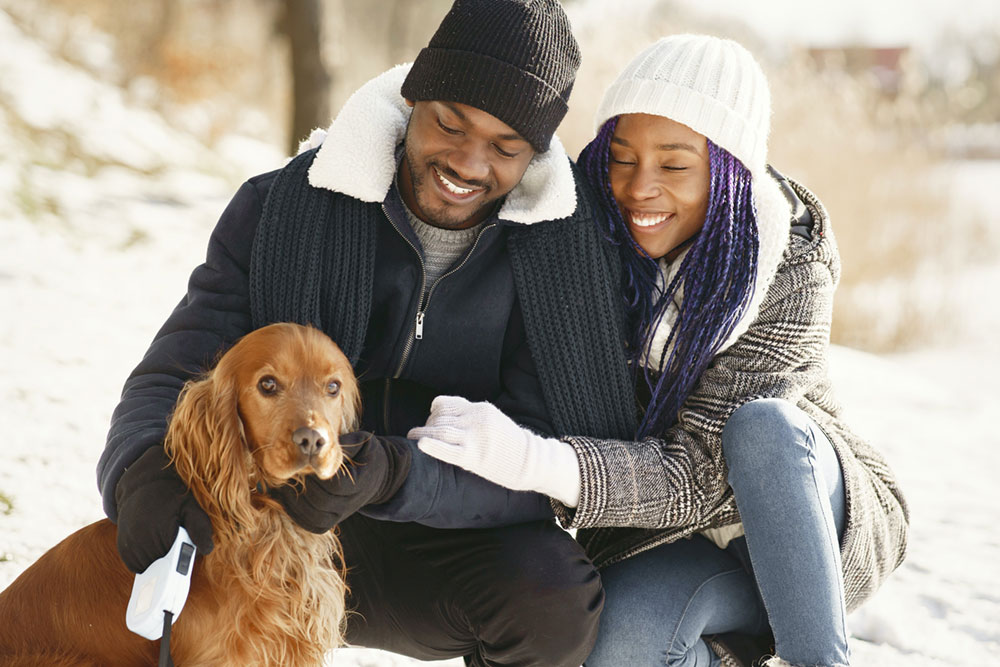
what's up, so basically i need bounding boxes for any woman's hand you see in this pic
[408,396,582,507]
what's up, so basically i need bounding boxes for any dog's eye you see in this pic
[258,376,278,395]
[326,380,341,397]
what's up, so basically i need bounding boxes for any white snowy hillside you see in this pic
[1,7,998,667]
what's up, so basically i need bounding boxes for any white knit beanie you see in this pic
[595,34,771,175]
[602,36,793,365]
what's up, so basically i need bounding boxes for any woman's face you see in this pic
[609,113,711,260]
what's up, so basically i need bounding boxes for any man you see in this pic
[99,1,636,665]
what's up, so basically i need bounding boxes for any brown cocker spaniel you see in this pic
[0,323,359,666]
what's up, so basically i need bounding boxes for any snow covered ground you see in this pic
[2,8,999,666]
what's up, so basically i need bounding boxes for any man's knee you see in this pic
[467,523,604,666]
[499,566,602,666]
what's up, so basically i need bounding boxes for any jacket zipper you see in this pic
[381,204,428,432]
[414,222,497,326]
[382,205,429,377]
[380,203,497,431]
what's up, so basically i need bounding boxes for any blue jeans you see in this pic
[587,399,850,667]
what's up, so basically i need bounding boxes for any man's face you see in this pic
[399,100,535,230]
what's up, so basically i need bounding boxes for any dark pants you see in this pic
[340,514,604,667]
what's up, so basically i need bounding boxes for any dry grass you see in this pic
[766,54,992,351]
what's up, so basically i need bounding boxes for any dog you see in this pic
[0,323,360,666]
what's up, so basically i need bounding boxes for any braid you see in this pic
[578,118,659,356]
[578,119,760,438]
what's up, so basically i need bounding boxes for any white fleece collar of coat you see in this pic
[300,63,577,225]
[642,170,791,369]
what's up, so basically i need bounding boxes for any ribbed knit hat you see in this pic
[595,34,771,174]
[401,0,581,153]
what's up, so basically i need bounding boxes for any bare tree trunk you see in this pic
[281,0,331,156]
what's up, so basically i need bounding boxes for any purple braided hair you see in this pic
[578,117,760,437]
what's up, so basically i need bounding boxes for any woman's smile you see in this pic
[625,208,673,229]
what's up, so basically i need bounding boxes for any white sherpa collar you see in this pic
[643,170,791,369]
[300,63,577,225]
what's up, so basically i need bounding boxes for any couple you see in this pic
[98,1,908,666]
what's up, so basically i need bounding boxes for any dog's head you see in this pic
[165,324,360,514]
[222,323,359,482]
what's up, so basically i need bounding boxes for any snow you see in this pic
[2,8,998,666]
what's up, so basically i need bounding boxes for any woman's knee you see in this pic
[722,398,813,474]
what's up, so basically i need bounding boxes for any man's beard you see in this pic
[403,143,498,230]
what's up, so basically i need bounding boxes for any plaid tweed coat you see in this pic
[552,178,909,613]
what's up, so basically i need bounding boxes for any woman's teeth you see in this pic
[435,168,477,195]
[630,211,669,227]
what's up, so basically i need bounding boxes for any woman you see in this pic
[409,35,908,667]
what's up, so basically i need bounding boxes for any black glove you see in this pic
[114,445,215,573]
[271,432,412,533]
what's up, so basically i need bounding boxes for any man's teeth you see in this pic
[435,168,476,195]
[630,212,669,227]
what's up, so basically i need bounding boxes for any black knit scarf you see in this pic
[250,149,636,440]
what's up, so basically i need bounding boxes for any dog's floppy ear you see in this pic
[165,367,255,534]
[319,336,361,435]
[340,364,362,434]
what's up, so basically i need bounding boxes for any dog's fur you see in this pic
[0,323,360,666]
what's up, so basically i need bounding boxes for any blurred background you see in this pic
[3,0,998,352]
[2,2,999,665]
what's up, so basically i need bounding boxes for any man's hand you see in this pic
[408,396,582,507]
[115,445,215,573]
[271,432,412,533]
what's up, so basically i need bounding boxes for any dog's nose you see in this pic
[292,427,327,455]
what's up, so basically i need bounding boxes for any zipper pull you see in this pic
[415,311,425,340]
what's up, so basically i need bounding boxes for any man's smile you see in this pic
[432,166,486,202]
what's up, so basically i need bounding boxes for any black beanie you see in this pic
[401,0,581,153]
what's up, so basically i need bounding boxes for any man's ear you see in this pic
[404,98,415,108]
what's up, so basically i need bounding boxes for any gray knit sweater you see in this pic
[403,203,483,297]
[552,179,909,613]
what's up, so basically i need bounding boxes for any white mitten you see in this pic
[408,396,582,507]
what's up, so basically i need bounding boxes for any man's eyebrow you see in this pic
[441,101,527,143]
[441,101,468,124]
[611,136,700,153]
